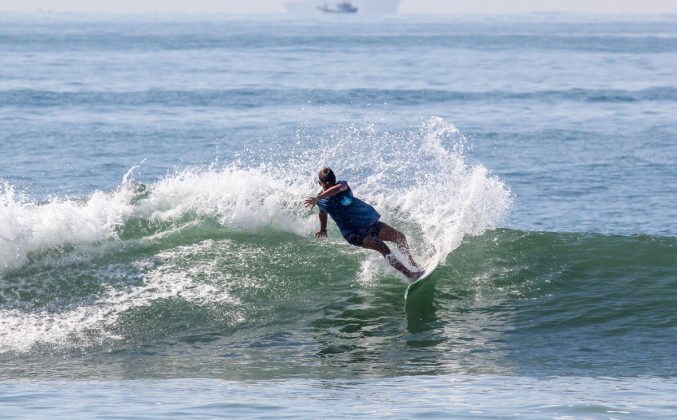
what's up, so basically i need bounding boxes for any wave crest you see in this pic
[1,117,511,276]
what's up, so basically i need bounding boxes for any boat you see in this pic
[318,2,358,13]
[285,0,400,14]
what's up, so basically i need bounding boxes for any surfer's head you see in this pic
[318,167,336,186]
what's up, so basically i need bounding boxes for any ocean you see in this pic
[1,12,676,418]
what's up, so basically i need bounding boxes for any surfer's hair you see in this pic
[319,167,336,185]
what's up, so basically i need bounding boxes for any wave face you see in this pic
[1,118,675,381]
[1,225,674,379]
[446,229,677,377]
[0,118,509,357]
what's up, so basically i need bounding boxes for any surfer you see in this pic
[304,167,424,281]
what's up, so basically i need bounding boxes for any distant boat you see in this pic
[318,2,358,13]
[285,0,400,15]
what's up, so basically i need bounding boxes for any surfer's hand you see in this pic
[304,196,318,208]
[315,230,327,238]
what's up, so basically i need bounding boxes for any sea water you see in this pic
[1,13,676,418]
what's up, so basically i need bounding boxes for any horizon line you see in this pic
[3,9,677,16]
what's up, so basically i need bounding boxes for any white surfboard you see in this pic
[404,258,440,299]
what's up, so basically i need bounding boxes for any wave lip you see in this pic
[0,182,134,274]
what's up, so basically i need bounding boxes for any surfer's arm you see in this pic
[304,182,348,208]
[316,210,328,237]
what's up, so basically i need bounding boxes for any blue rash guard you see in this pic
[316,181,382,245]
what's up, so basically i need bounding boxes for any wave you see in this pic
[4,118,672,361]
[1,224,674,363]
[442,229,677,377]
[0,117,511,352]
[3,87,677,108]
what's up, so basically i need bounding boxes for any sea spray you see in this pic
[296,117,512,268]
[383,117,512,261]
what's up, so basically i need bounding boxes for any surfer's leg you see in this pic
[377,223,420,269]
[361,236,419,281]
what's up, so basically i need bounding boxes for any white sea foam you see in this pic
[134,164,313,235]
[0,181,135,275]
[0,165,312,277]
[0,239,241,353]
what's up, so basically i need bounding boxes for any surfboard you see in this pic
[404,258,440,299]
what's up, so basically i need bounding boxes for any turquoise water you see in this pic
[1,12,676,418]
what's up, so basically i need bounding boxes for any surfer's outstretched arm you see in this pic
[304,182,348,209]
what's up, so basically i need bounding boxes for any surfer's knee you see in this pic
[394,231,409,247]
[390,227,406,242]
[385,228,406,245]
[362,235,390,256]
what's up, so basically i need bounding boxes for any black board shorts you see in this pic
[343,221,385,246]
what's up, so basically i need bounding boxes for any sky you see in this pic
[1,0,677,14]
